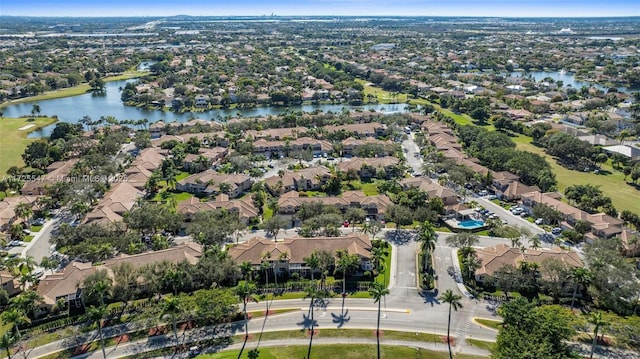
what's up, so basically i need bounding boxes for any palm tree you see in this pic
[568,267,592,310]
[303,251,320,282]
[0,309,30,338]
[161,296,182,349]
[416,221,437,272]
[13,203,32,227]
[335,250,360,296]
[369,282,390,359]
[19,255,37,275]
[588,311,609,359]
[235,282,258,359]
[439,289,463,359]
[240,261,254,282]
[0,332,13,359]
[304,285,318,359]
[85,306,108,359]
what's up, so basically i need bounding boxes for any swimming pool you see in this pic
[457,220,486,230]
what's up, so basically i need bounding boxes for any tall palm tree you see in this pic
[335,250,359,296]
[568,267,592,310]
[240,261,254,282]
[439,289,463,359]
[0,332,13,359]
[416,221,437,272]
[588,311,609,359]
[0,309,30,338]
[303,251,320,282]
[369,282,390,359]
[161,296,182,349]
[235,282,258,359]
[85,306,108,359]
[13,203,32,227]
[304,285,318,359]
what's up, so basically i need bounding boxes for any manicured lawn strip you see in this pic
[30,225,43,232]
[375,245,392,287]
[236,329,444,343]
[199,344,488,359]
[513,134,639,213]
[356,79,408,104]
[466,338,496,351]
[0,70,147,107]
[0,116,58,175]
[473,318,502,331]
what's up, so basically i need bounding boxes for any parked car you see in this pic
[343,220,350,227]
[552,227,562,235]
[479,190,488,196]
[33,218,46,226]
[9,240,24,247]
[534,218,544,225]
[189,346,201,357]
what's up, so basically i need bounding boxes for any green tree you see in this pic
[0,332,13,359]
[31,103,41,117]
[439,289,463,359]
[568,267,592,309]
[303,251,320,282]
[162,296,182,349]
[0,309,29,338]
[85,306,108,359]
[82,269,112,307]
[588,311,609,359]
[235,282,258,359]
[369,282,390,359]
[335,249,360,295]
[416,221,437,272]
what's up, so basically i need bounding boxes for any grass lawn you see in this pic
[375,245,392,287]
[24,234,35,242]
[0,116,58,174]
[467,338,496,351]
[356,79,408,104]
[263,205,273,221]
[200,344,487,359]
[0,70,147,108]
[0,320,12,337]
[175,171,191,181]
[513,134,639,213]
[150,191,194,203]
[30,225,43,232]
[473,318,502,331]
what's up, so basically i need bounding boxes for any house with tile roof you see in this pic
[177,195,259,224]
[176,170,253,198]
[0,270,21,297]
[474,244,583,283]
[37,243,203,309]
[227,235,373,277]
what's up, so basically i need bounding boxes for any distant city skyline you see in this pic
[1,0,638,18]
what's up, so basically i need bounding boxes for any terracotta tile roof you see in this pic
[228,235,372,265]
[475,244,582,280]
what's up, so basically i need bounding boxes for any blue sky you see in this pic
[1,0,638,17]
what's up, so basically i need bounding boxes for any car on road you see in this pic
[189,346,201,357]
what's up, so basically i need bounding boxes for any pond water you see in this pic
[0,80,409,138]
[510,70,638,94]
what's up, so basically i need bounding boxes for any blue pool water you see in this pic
[457,220,485,229]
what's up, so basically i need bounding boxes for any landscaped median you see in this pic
[120,329,491,359]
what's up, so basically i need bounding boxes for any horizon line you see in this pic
[1,14,639,19]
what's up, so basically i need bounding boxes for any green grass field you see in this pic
[513,134,639,213]
[199,344,487,359]
[473,318,502,331]
[0,70,146,108]
[0,116,58,175]
[356,79,409,104]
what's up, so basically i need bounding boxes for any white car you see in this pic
[9,240,24,247]
[534,218,544,225]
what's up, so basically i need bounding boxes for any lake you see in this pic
[510,70,638,93]
[0,80,409,138]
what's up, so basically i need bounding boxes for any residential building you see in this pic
[337,157,401,180]
[176,170,253,198]
[0,270,20,297]
[177,195,259,224]
[37,243,203,309]
[227,235,373,276]
[474,244,583,283]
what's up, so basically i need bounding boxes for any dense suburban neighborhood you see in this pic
[0,14,639,359]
